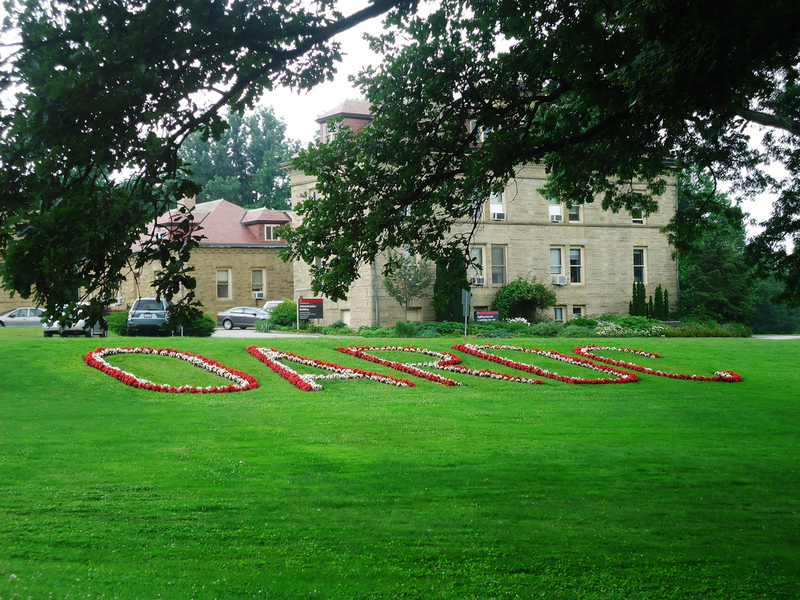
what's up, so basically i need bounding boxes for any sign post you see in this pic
[297,298,324,329]
[461,289,471,341]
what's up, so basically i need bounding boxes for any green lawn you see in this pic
[1,328,798,599]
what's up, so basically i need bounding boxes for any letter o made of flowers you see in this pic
[84,347,259,393]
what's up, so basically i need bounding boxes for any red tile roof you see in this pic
[139,199,291,250]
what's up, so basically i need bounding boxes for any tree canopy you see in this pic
[3,0,800,324]
[285,0,800,303]
[178,106,299,210]
[671,170,757,324]
[0,0,408,325]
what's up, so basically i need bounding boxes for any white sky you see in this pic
[259,1,385,146]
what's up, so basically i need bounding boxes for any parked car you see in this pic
[216,306,272,330]
[262,300,282,315]
[42,304,108,338]
[128,297,170,335]
[0,306,44,327]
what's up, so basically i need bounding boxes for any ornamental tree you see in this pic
[0,0,408,326]
[284,0,800,303]
[383,252,435,322]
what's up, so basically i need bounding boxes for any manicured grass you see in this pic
[1,329,798,599]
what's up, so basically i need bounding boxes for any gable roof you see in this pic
[141,199,291,250]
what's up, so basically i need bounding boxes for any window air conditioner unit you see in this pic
[491,212,506,221]
[472,276,485,286]
[551,275,568,286]
[253,291,265,300]
[550,214,563,223]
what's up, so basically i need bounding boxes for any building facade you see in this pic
[288,101,679,329]
[119,198,294,314]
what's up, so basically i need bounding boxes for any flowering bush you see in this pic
[594,322,666,338]
[451,343,639,384]
[84,347,259,393]
[573,345,743,382]
[337,345,544,386]
[247,346,415,391]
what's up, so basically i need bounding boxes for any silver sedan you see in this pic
[0,307,44,327]
[216,307,272,330]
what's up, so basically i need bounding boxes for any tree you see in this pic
[284,0,800,303]
[0,0,408,326]
[490,277,556,322]
[749,278,800,334]
[179,107,300,210]
[383,252,435,322]
[671,170,757,324]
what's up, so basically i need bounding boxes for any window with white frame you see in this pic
[633,248,646,283]
[264,225,277,241]
[216,269,231,300]
[554,307,564,324]
[568,204,581,222]
[491,245,507,285]
[631,205,644,224]
[251,269,265,296]
[489,191,505,221]
[469,246,485,285]
[569,248,583,283]
[550,247,563,275]
[548,197,563,223]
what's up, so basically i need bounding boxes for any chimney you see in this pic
[178,195,196,212]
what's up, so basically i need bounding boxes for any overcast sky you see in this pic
[260,1,384,146]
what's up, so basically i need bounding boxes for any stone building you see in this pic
[288,100,679,329]
[118,198,294,314]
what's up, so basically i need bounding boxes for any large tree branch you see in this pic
[736,106,800,137]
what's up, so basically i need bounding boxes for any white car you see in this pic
[42,304,108,338]
[262,300,283,316]
[0,307,44,327]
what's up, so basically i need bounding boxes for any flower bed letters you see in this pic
[85,343,742,393]
[83,347,258,393]
[572,345,743,382]
[336,345,545,386]
[246,346,415,391]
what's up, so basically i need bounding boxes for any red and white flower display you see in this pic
[246,346,415,391]
[450,343,639,384]
[84,347,259,393]
[572,345,743,382]
[336,345,544,386]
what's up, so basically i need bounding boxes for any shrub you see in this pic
[269,298,297,327]
[106,310,129,336]
[164,312,216,337]
[528,321,561,337]
[394,320,417,337]
[491,277,557,321]
[417,327,442,338]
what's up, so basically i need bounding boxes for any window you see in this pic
[631,205,644,224]
[216,269,231,300]
[548,197,563,223]
[489,191,505,220]
[568,204,581,222]
[572,306,584,319]
[469,246,485,284]
[569,248,583,283]
[550,247,563,275]
[264,226,277,241]
[491,245,507,285]
[554,307,564,324]
[633,248,646,283]
[251,269,265,296]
